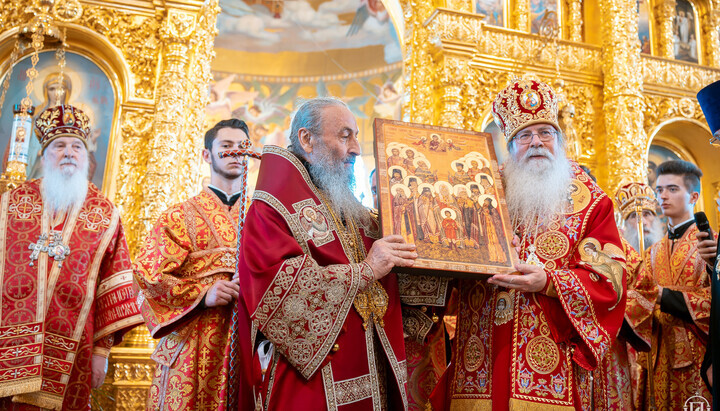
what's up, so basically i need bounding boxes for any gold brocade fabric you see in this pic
[318,191,389,329]
[635,225,711,410]
[134,189,241,410]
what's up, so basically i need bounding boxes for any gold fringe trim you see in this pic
[449,398,492,411]
[0,377,41,398]
[13,391,64,410]
[508,398,575,410]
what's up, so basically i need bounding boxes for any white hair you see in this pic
[289,97,349,157]
[623,216,664,251]
[503,136,572,230]
[41,157,89,213]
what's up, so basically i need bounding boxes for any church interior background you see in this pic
[0,0,719,408]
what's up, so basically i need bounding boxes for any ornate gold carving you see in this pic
[69,6,161,99]
[701,8,720,67]
[642,56,720,93]
[601,0,647,195]
[113,362,156,383]
[514,0,530,31]
[567,0,583,42]
[654,0,677,59]
[116,388,152,411]
[478,28,602,75]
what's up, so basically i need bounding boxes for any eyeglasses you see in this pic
[514,129,557,145]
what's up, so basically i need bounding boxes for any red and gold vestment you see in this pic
[238,146,408,410]
[634,224,711,409]
[398,275,451,410]
[591,238,654,410]
[134,188,241,410]
[433,163,627,410]
[0,180,142,410]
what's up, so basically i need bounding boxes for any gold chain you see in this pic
[0,36,22,115]
[315,189,388,328]
[22,25,46,112]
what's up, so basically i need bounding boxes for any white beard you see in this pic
[41,159,89,214]
[623,217,664,251]
[307,147,370,226]
[503,145,573,230]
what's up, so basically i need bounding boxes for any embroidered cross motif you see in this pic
[78,207,110,231]
[9,196,41,220]
[221,252,236,267]
[28,231,70,268]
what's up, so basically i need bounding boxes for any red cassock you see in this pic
[0,180,142,410]
[432,163,627,410]
[237,146,408,410]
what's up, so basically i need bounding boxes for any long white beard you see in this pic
[503,145,573,229]
[307,148,370,226]
[623,217,664,251]
[41,159,89,214]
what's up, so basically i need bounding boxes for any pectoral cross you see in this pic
[525,244,546,269]
[28,233,49,266]
[28,231,70,268]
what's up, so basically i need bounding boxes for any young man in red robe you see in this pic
[237,97,417,409]
[633,160,711,409]
[431,78,627,410]
[0,105,143,410]
[133,119,252,410]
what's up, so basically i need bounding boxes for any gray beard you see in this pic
[306,149,370,226]
[623,218,664,251]
[41,160,89,214]
[503,145,573,230]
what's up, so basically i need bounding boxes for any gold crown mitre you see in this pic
[492,78,561,142]
[614,182,657,221]
[34,105,90,153]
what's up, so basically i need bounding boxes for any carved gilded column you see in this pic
[514,0,530,31]
[401,0,436,124]
[567,0,583,42]
[140,9,196,232]
[601,0,647,194]
[701,7,720,67]
[437,56,469,128]
[654,0,676,59]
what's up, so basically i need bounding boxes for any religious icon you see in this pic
[374,118,518,278]
[0,51,116,190]
[673,0,698,63]
[637,0,652,54]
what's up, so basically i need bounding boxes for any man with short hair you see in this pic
[0,105,142,410]
[432,78,626,410]
[134,119,252,409]
[237,97,417,409]
[635,160,711,409]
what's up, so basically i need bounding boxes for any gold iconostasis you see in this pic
[1,0,720,408]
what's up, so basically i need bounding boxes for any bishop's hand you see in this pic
[364,235,417,281]
[205,278,240,307]
[488,263,547,293]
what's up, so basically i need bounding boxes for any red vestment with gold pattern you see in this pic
[398,275,451,410]
[591,238,654,410]
[633,224,711,409]
[0,180,142,410]
[238,146,408,410]
[133,188,242,410]
[432,163,627,410]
